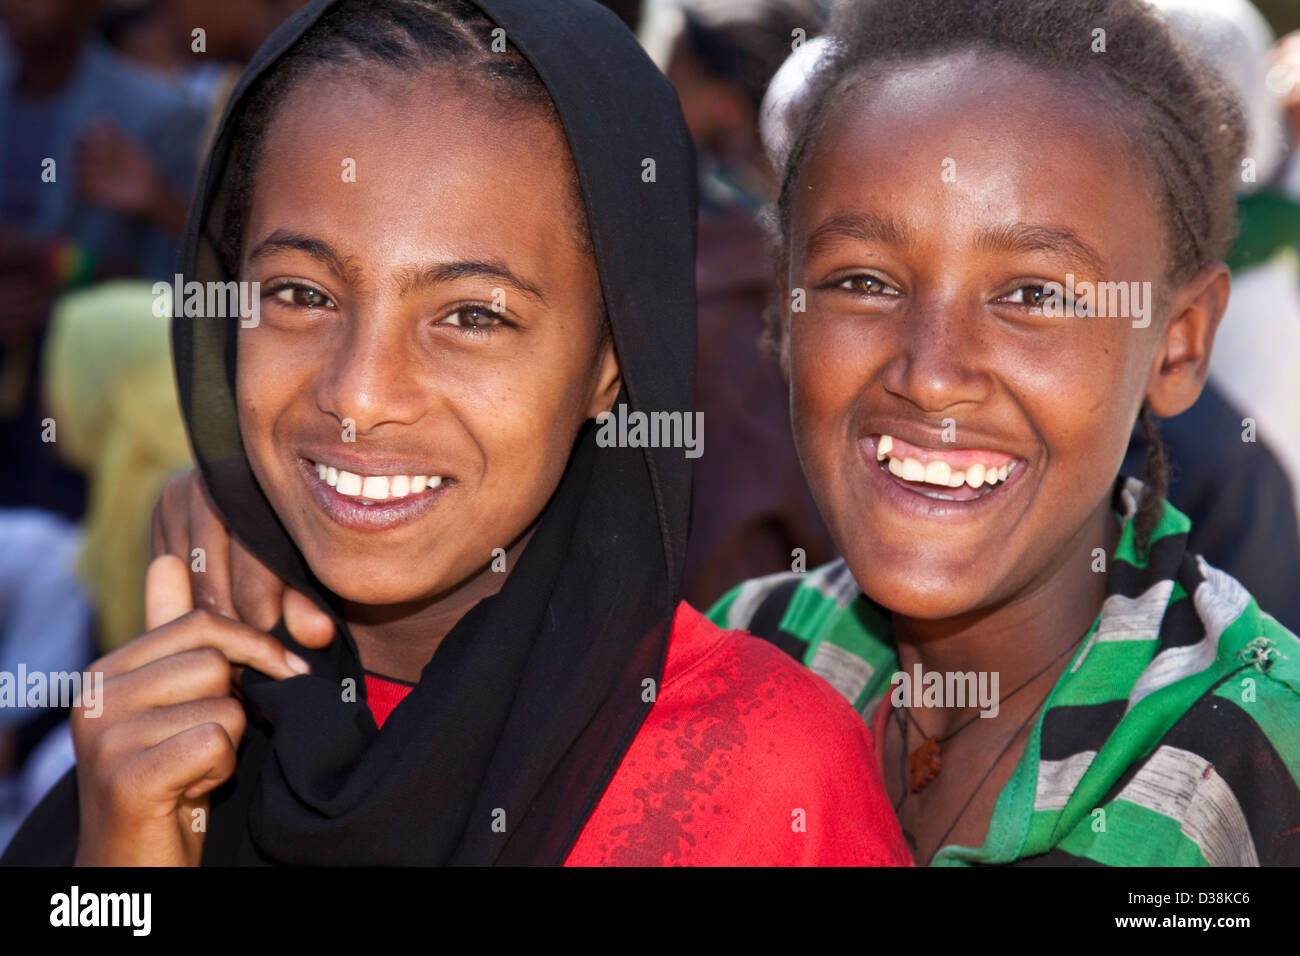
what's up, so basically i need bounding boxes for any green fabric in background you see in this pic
[1227,189,1300,272]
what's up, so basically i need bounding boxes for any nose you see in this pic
[314,311,427,437]
[880,289,993,415]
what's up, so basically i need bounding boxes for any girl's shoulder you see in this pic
[705,560,898,712]
[1039,599,1300,866]
[563,600,911,866]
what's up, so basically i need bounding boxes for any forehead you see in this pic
[248,68,588,272]
[791,51,1164,272]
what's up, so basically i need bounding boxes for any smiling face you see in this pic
[235,69,619,607]
[783,51,1216,621]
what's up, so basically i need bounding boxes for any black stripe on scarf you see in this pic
[1039,701,1130,763]
[1159,687,1300,866]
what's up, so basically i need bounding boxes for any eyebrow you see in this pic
[804,211,915,260]
[803,212,1108,277]
[975,222,1107,277]
[247,230,363,287]
[246,229,548,305]
[392,259,548,305]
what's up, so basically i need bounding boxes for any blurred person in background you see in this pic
[101,0,313,154]
[666,0,836,609]
[1118,0,1300,633]
[0,0,205,519]
[0,507,94,855]
[1273,28,1300,194]
[41,281,191,653]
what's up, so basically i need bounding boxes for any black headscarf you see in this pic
[3,0,696,866]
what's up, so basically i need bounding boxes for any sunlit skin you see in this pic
[236,70,619,682]
[781,51,1228,860]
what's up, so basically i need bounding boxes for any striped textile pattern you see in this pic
[707,478,1300,866]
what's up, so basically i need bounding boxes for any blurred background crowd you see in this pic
[2,0,1300,852]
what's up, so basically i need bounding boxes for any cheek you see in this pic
[235,333,313,469]
[787,316,878,471]
[465,343,594,489]
[1000,331,1141,478]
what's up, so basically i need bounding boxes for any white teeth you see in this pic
[336,470,362,496]
[312,460,444,500]
[874,434,1017,492]
[361,475,389,500]
[925,461,950,485]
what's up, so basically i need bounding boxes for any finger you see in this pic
[231,537,288,633]
[98,695,247,761]
[150,498,167,560]
[100,647,233,711]
[186,475,238,620]
[101,610,310,682]
[153,469,195,559]
[145,555,194,631]
[283,588,334,649]
[128,721,239,805]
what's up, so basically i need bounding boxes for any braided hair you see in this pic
[769,0,1247,553]
[218,0,608,343]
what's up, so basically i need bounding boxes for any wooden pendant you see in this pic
[909,736,942,792]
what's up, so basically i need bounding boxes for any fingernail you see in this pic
[286,653,311,675]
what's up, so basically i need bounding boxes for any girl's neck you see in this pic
[342,525,537,683]
[890,499,1120,737]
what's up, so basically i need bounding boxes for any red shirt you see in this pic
[364,601,911,866]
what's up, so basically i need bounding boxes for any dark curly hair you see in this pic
[769,0,1248,553]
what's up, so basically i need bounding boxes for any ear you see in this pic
[585,337,623,419]
[1144,263,1229,418]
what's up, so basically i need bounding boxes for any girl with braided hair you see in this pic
[711,0,1300,865]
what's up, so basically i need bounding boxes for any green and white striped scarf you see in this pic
[708,477,1300,865]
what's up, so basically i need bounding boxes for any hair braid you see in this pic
[1135,404,1171,555]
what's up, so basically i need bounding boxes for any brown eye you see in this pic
[296,288,329,308]
[1000,284,1066,311]
[839,274,898,296]
[440,307,501,330]
[1007,285,1049,306]
[272,285,333,309]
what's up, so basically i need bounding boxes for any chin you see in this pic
[850,557,987,622]
[311,560,442,607]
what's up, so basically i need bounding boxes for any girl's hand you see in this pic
[72,556,311,866]
[151,468,334,648]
